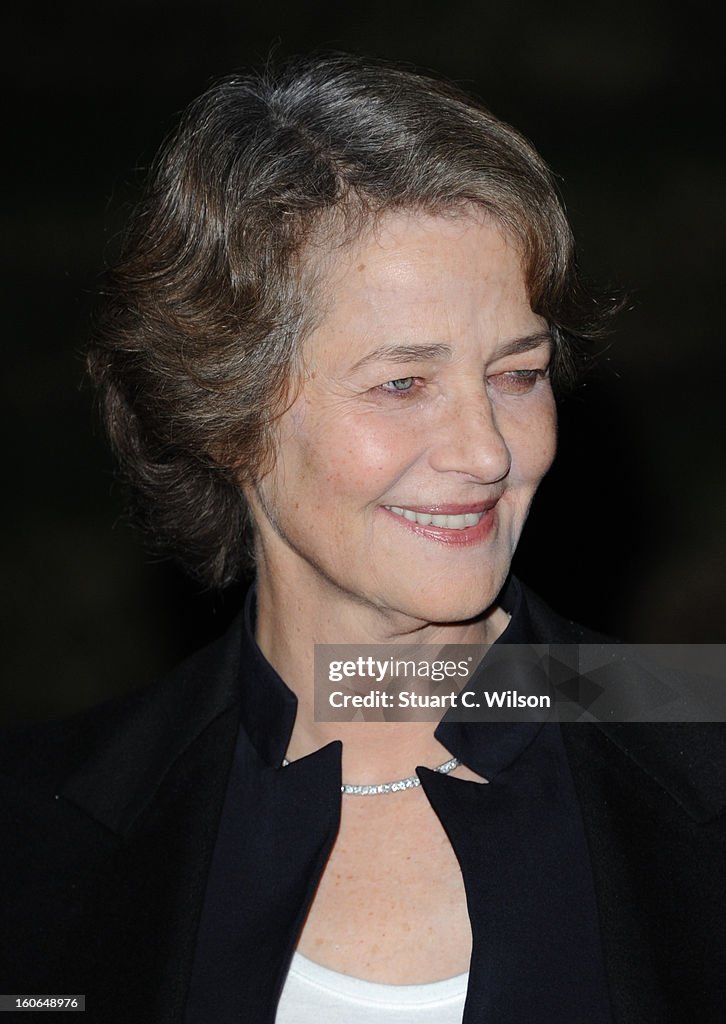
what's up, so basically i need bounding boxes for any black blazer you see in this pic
[1,582,724,1023]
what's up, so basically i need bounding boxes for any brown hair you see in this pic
[88,53,613,588]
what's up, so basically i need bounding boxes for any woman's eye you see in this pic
[380,377,416,393]
[488,368,549,395]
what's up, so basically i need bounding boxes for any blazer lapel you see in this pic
[184,732,342,1024]
[57,622,246,1023]
[561,722,726,1023]
[521,581,726,1021]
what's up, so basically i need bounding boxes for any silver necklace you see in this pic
[281,756,461,795]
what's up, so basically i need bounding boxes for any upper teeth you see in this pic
[385,506,485,530]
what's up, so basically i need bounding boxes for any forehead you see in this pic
[305,210,532,345]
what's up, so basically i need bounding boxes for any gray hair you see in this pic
[88,53,613,588]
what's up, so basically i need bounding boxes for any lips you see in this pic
[385,506,483,530]
[381,499,500,542]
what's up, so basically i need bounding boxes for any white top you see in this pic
[276,952,468,1024]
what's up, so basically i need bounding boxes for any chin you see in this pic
[385,576,504,626]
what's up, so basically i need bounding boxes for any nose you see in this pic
[427,386,511,484]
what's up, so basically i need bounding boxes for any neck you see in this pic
[252,557,510,783]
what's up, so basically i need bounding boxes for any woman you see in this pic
[1,54,723,1024]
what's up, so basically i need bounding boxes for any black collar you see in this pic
[59,576,726,832]
[237,574,547,782]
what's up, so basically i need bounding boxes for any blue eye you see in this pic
[381,377,415,392]
[488,368,549,395]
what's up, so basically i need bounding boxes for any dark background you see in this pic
[3,1,724,721]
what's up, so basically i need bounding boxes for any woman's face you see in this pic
[246,211,557,628]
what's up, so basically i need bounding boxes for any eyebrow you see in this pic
[349,331,553,372]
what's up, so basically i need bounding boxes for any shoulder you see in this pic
[0,610,245,792]
[562,719,726,825]
[515,577,615,644]
[513,578,726,825]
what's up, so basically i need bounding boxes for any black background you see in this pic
[3,1,724,721]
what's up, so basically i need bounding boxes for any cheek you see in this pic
[534,408,558,477]
[294,408,421,502]
[507,397,557,485]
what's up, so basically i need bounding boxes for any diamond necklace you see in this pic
[281,756,461,795]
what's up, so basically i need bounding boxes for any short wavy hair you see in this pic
[89,52,612,588]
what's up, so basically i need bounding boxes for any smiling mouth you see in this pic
[383,505,491,530]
